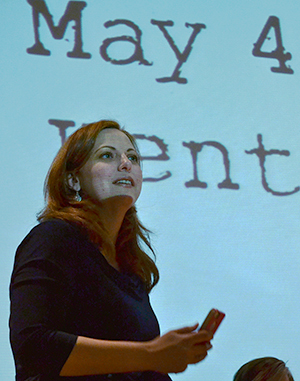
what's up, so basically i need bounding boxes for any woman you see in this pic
[9,120,213,381]
[233,357,294,381]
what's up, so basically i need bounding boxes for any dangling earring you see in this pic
[75,190,82,202]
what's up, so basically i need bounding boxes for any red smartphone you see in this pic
[199,308,225,334]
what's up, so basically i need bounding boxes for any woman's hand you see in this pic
[146,324,213,374]
[60,325,212,377]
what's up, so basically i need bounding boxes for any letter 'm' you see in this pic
[27,0,91,58]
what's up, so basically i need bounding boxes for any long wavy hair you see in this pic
[233,357,294,381]
[38,120,159,292]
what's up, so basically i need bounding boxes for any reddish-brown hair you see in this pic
[233,357,294,381]
[38,120,159,291]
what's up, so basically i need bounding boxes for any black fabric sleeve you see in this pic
[9,220,79,378]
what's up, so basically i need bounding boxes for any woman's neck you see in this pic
[98,196,132,244]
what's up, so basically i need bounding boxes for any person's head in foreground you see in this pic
[233,357,294,381]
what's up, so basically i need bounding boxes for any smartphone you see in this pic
[199,308,225,335]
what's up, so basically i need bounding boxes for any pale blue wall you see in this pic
[1,1,300,380]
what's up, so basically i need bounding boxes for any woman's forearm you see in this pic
[59,336,153,376]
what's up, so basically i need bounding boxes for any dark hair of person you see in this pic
[233,357,294,381]
[37,120,159,292]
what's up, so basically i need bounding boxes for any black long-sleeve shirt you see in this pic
[9,219,171,381]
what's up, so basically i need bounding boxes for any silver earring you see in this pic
[75,191,82,202]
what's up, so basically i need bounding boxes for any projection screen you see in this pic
[1,1,300,380]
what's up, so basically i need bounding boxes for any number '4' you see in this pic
[252,16,293,74]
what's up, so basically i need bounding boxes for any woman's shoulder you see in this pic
[24,218,83,242]
[32,218,80,235]
[14,219,87,265]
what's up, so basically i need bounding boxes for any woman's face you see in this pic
[77,128,143,207]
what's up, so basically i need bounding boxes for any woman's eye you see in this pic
[128,154,139,163]
[100,152,113,159]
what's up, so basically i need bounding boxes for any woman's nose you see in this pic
[118,153,132,171]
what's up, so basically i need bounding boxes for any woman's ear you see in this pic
[67,173,81,192]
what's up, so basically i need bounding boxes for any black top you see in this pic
[9,219,171,381]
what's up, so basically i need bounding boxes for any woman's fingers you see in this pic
[189,352,207,364]
[189,339,212,359]
[148,326,214,374]
[173,323,199,334]
[189,329,213,346]
[174,324,213,343]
